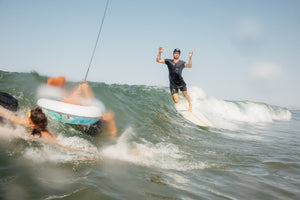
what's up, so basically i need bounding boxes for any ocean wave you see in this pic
[177,87,292,129]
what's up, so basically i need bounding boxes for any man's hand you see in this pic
[156,47,165,63]
[185,51,193,68]
[80,81,89,89]
[159,47,164,53]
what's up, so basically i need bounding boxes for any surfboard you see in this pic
[37,98,105,125]
[175,103,213,127]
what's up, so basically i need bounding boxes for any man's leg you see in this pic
[101,110,117,136]
[172,93,179,103]
[170,85,179,103]
[182,91,192,112]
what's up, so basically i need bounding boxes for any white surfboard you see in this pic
[175,103,213,127]
[37,98,105,125]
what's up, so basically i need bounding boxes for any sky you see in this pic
[0,0,299,108]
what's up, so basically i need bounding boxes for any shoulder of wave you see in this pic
[102,82,168,91]
[232,100,290,109]
[286,106,300,112]
[0,69,48,79]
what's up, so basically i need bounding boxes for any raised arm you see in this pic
[62,81,94,106]
[185,51,193,68]
[156,47,165,63]
[81,81,94,100]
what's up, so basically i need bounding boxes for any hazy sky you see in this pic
[0,0,299,107]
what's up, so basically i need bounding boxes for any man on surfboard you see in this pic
[156,47,193,112]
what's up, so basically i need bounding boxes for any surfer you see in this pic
[156,47,193,112]
[63,81,118,137]
[0,106,57,143]
[0,103,101,154]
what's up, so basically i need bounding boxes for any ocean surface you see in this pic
[0,70,299,200]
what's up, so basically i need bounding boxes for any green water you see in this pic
[0,71,299,200]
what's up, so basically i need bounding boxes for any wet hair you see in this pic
[29,107,48,137]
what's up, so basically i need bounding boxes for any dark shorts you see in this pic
[170,84,187,95]
[84,120,103,136]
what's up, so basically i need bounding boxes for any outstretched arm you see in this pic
[185,51,193,68]
[156,47,165,63]
[0,106,26,125]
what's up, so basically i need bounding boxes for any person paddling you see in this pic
[0,106,57,143]
[156,47,193,112]
[0,104,102,154]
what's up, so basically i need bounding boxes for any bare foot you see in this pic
[188,105,192,112]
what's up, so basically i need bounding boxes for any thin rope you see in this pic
[84,0,110,81]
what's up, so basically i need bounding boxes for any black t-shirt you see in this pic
[164,59,186,86]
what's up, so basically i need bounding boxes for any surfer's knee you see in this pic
[101,110,115,121]
[182,92,190,99]
[182,91,187,96]
[172,96,179,103]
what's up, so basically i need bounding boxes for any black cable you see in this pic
[84,0,110,81]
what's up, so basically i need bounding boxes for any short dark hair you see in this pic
[173,48,181,54]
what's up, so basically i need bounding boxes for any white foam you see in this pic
[101,127,218,171]
[178,87,292,130]
[0,126,100,163]
[22,140,100,163]
[36,84,67,100]
[23,134,100,163]
[57,135,99,154]
[0,125,24,140]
